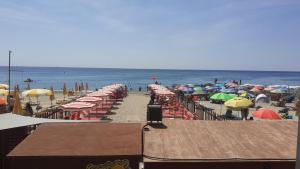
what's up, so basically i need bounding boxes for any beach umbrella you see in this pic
[85,82,89,92]
[75,82,78,96]
[210,93,236,102]
[0,89,9,96]
[22,89,53,103]
[177,85,187,91]
[225,82,238,88]
[225,97,253,109]
[250,87,263,93]
[182,87,194,94]
[0,98,7,105]
[63,83,67,100]
[271,88,288,94]
[252,109,281,120]
[0,84,8,89]
[264,87,274,92]
[12,86,19,99]
[50,86,55,106]
[13,90,23,115]
[149,76,157,81]
[192,87,207,95]
[240,92,255,99]
[187,84,195,88]
[80,82,84,91]
[255,94,269,103]
[220,88,237,94]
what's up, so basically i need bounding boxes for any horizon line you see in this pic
[0,65,300,73]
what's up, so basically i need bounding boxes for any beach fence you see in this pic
[175,92,220,120]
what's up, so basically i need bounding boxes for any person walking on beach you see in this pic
[214,78,218,84]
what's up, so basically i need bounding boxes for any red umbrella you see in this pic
[252,109,281,120]
[149,76,157,80]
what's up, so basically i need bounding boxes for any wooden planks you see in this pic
[144,119,297,162]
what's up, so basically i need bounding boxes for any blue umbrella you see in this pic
[182,87,194,94]
[220,88,237,94]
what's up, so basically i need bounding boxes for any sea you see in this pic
[0,66,300,91]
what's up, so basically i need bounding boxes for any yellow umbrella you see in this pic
[22,89,53,103]
[13,90,23,115]
[75,82,78,96]
[0,84,9,89]
[50,87,55,106]
[63,83,67,100]
[225,97,253,109]
[0,89,9,96]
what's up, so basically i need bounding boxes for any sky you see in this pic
[0,0,299,71]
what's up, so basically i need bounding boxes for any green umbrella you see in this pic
[210,93,236,102]
[193,87,203,92]
[187,84,195,88]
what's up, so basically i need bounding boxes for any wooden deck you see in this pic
[144,119,297,162]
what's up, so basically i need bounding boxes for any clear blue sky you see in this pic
[0,0,299,71]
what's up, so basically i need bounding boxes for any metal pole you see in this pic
[8,50,12,96]
[296,119,300,169]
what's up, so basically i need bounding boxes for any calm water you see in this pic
[0,66,300,90]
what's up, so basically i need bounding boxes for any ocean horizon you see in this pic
[1,66,300,90]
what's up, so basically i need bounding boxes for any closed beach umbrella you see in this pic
[0,89,9,96]
[210,93,236,102]
[75,82,78,96]
[0,98,7,105]
[12,86,19,98]
[63,83,67,100]
[50,87,55,106]
[80,82,84,91]
[225,97,252,109]
[13,90,23,115]
[0,84,8,89]
[252,109,281,120]
[85,83,89,92]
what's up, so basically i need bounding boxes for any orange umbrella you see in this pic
[0,98,7,105]
[252,109,281,120]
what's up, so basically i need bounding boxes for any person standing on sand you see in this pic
[241,108,249,120]
[150,92,156,105]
